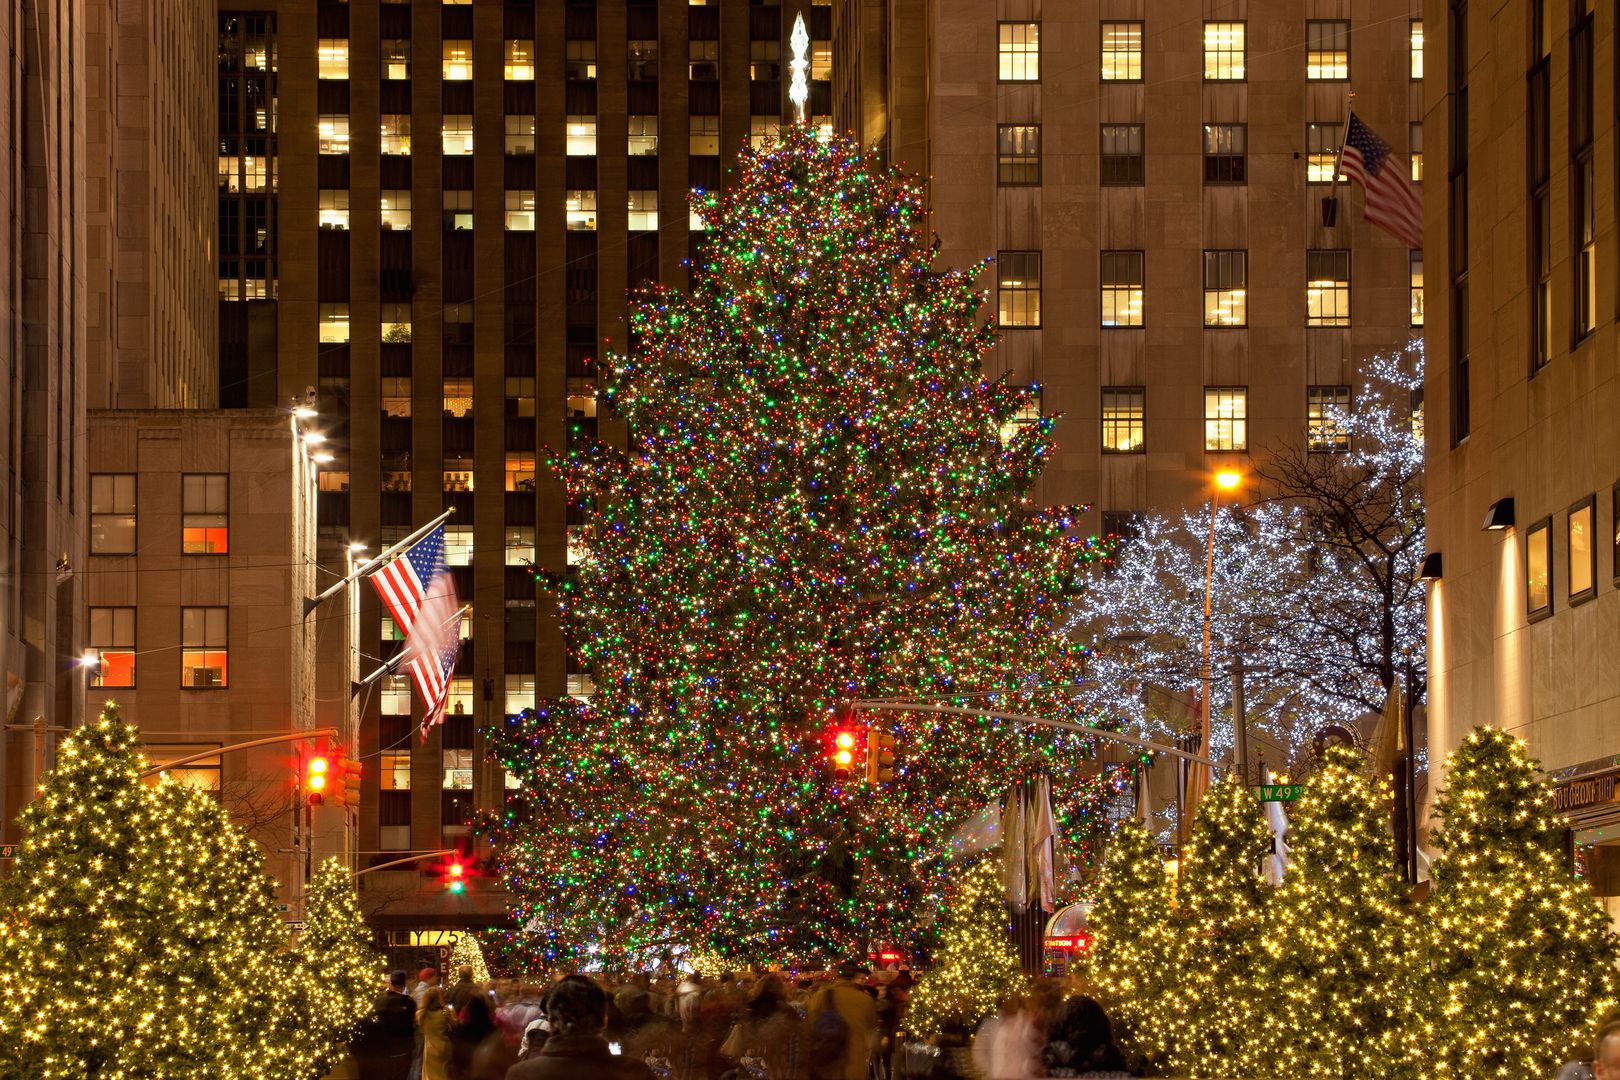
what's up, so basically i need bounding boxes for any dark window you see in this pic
[1203,123,1246,184]
[1100,124,1144,185]
[90,474,137,554]
[997,124,1040,185]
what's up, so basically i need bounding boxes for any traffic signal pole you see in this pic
[136,727,340,778]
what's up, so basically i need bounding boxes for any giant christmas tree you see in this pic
[1425,728,1619,1077]
[485,125,1114,967]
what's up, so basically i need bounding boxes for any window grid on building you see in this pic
[1203,123,1246,184]
[1101,124,1144,185]
[1306,250,1351,326]
[1410,251,1425,327]
[181,607,228,688]
[1101,22,1142,80]
[1305,20,1349,80]
[1101,388,1146,454]
[182,474,229,554]
[1409,122,1423,181]
[1204,387,1248,451]
[997,124,1040,185]
[89,607,136,688]
[998,22,1040,81]
[1203,250,1247,327]
[1306,122,1344,182]
[1203,22,1245,80]
[1101,251,1144,327]
[1410,20,1424,78]
[997,251,1042,328]
[90,473,137,554]
[1307,386,1352,452]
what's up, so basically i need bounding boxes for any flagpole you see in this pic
[352,604,471,694]
[1325,90,1355,226]
[303,506,455,615]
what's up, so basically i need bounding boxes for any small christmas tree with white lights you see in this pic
[449,928,491,984]
[1424,728,1620,1077]
[903,857,1024,1037]
[1168,774,1275,1076]
[1084,817,1177,1072]
[1251,745,1413,1077]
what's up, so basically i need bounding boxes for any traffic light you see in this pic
[327,757,363,809]
[303,755,329,805]
[866,730,896,784]
[827,712,866,783]
[444,859,466,894]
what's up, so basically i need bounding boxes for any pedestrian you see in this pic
[973,996,1041,1080]
[414,967,442,1007]
[420,987,455,1080]
[806,962,878,1080]
[720,972,808,1080]
[1593,1021,1620,1080]
[353,969,418,1080]
[452,994,519,1080]
[503,976,656,1079]
[1039,996,1131,1079]
[448,964,481,1014]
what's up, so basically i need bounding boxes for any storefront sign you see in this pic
[1553,769,1620,815]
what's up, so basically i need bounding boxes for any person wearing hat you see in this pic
[353,970,418,1080]
[412,967,442,1008]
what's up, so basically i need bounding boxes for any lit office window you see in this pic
[1101,388,1146,454]
[1307,386,1352,452]
[444,526,473,567]
[690,115,719,156]
[380,190,411,231]
[382,39,409,80]
[505,114,535,155]
[88,607,136,688]
[1305,20,1349,80]
[628,39,658,80]
[628,115,658,156]
[750,115,779,150]
[1101,251,1144,327]
[1202,250,1247,327]
[1203,124,1246,184]
[1526,518,1552,617]
[997,125,1040,185]
[506,527,536,567]
[318,189,349,230]
[1410,251,1425,327]
[1570,498,1596,599]
[628,190,658,231]
[1100,124,1144,185]
[317,39,349,80]
[318,303,350,343]
[812,39,831,80]
[689,39,719,80]
[382,376,412,417]
[181,607,228,688]
[442,40,473,81]
[443,115,473,156]
[505,190,536,231]
[182,475,229,554]
[90,475,137,553]
[566,190,598,231]
[750,40,781,80]
[1306,250,1351,326]
[444,465,474,494]
[1203,387,1248,451]
[1101,22,1143,80]
[1204,22,1245,79]
[999,22,1040,81]
[380,114,411,156]
[505,39,535,80]
[506,454,538,492]
[997,252,1041,328]
[1409,122,1422,181]
[506,674,537,716]
[566,40,596,80]
[381,302,412,344]
[1306,123,1345,182]
[1410,20,1424,79]
[443,190,472,231]
[566,115,597,156]
[317,115,349,155]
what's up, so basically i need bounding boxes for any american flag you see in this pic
[1338,111,1424,249]
[368,523,462,734]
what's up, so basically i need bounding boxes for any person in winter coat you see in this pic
[451,994,518,1080]
[504,977,656,1080]
[1039,996,1132,1079]
[447,966,482,1014]
[806,963,879,1080]
[720,974,809,1080]
[354,970,418,1080]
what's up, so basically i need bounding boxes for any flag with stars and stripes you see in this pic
[368,523,461,734]
[1338,111,1424,249]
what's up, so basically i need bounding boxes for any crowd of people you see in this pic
[350,961,1134,1080]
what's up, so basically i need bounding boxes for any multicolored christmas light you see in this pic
[482,125,1120,968]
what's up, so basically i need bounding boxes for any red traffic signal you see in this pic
[445,860,466,894]
[303,755,330,805]
[827,713,866,783]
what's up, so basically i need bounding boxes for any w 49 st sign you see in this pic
[1254,784,1304,803]
[0,844,16,859]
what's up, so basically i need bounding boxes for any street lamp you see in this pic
[1194,468,1243,820]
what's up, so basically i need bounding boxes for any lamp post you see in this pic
[1190,469,1243,827]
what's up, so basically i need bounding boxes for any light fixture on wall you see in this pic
[1418,552,1443,580]
[1481,497,1516,531]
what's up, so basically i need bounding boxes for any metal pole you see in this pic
[1402,664,1419,885]
[351,849,460,877]
[353,604,472,692]
[138,727,340,777]
[303,506,454,615]
[1231,656,1248,785]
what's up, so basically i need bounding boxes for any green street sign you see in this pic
[1255,784,1304,803]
